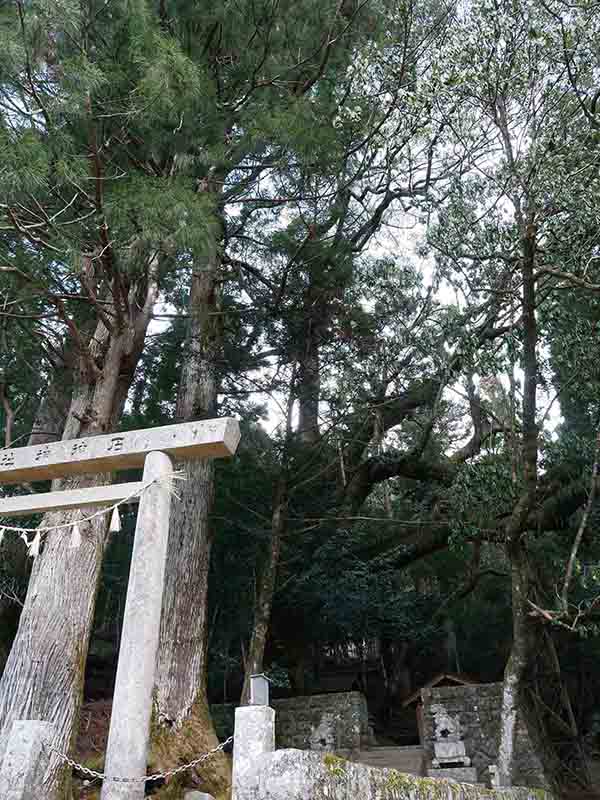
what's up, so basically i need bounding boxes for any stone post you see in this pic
[0,720,56,800]
[183,793,216,800]
[101,451,174,800]
[231,706,276,800]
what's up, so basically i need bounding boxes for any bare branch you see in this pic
[561,429,600,608]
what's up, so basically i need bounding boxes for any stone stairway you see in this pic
[352,745,426,776]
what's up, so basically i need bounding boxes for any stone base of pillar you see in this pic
[0,720,56,800]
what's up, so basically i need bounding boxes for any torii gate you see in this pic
[0,417,240,800]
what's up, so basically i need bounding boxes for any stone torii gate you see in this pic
[0,417,240,800]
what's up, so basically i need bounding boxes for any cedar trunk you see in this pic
[153,244,232,799]
[297,259,327,446]
[240,371,296,706]
[0,345,74,672]
[239,260,330,703]
[0,277,156,799]
[240,476,288,705]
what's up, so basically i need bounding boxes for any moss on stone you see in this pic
[415,775,451,800]
[531,790,551,800]
[384,768,425,796]
[323,753,347,777]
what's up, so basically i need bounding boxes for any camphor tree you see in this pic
[422,0,600,790]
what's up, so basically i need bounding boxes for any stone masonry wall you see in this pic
[212,692,368,755]
[422,684,547,789]
[271,692,368,754]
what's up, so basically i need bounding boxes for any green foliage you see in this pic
[0,129,51,195]
[446,456,518,543]
[105,176,215,256]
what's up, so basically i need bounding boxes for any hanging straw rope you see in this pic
[0,471,186,554]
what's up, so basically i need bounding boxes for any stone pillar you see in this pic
[232,706,275,800]
[0,720,56,800]
[101,451,174,800]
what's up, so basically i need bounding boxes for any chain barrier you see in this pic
[47,735,234,784]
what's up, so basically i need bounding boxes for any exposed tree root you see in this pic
[150,697,232,800]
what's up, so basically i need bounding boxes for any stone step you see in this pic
[353,746,426,777]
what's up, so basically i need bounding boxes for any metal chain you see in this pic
[47,735,233,784]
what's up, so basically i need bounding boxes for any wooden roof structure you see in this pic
[402,673,478,707]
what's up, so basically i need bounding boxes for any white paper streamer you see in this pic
[69,523,82,549]
[0,470,188,554]
[109,507,121,533]
[29,531,41,558]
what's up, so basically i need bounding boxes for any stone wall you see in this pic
[271,692,369,754]
[212,692,368,756]
[235,749,553,800]
[422,683,547,789]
